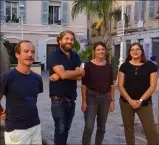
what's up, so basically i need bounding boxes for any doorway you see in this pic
[46,44,58,70]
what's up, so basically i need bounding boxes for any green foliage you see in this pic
[72,0,114,19]
[73,40,80,52]
[72,0,122,44]
[3,40,17,64]
[79,46,92,63]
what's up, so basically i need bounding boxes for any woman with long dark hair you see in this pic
[81,41,114,145]
[118,42,159,145]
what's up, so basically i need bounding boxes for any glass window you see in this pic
[49,6,60,24]
[6,1,19,23]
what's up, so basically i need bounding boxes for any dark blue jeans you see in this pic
[82,89,111,145]
[51,99,75,145]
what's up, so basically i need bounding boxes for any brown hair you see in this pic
[125,42,146,63]
[56,30,76,45]
[15,40,34,54]
[92,41,107,59]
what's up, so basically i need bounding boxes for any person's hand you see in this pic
[0,110,6,120]
[129,99,141,109]
[81,102,87,112]
[58,65,65,70]
[76,67,85,77]
[109,101,115,112]
[77,76,82,80]
[49,73,60,81]
[136,100,142,107]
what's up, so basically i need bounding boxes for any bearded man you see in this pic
[48,30,85,145]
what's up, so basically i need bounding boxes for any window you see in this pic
[6,1,19,23]
[126,40,131,55]
[48,6,61,24]
[126,5,131,24]
[139,39,143,46]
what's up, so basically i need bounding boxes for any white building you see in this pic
[1,0,87,70]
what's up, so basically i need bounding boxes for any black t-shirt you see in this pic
[0,69,43,132]
[82,61,113,93]
[119,61,157,105]
[48,48,81,100]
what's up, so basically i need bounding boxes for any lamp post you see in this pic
[118,0,125,67]
[19,4,24,40]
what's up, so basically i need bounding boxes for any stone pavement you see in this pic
[1,73,159,145]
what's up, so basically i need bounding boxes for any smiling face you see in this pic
[129,44,142,60]
[15,42,35,66]
[59,33,74,52]
[94,44,106,59]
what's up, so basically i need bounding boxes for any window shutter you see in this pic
[61,0,68,26]
[134,1,139,23]
[19,0,27,24]
[41,0,49,25]
[126,5,131,24]
[19,0,26,24]
[141,1,145,21]
[1,0,6,23]
[149,1,155,18]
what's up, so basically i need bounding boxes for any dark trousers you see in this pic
[51,99,75,145]
[120,99,159,145]
[82,89,111,145]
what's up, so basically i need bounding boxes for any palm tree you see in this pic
[72,0,122,45]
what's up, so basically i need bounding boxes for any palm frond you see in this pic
[110,6,121,21]
[72,0,97,19]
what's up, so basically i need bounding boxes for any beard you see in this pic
[61,43,74,52]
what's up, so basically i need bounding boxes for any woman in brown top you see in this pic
[81,42,114,145]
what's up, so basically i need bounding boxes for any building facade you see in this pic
[112,0,159,63]
[87,1,159,63]
[1,0,87,70]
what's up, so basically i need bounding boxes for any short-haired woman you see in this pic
[81,41,114,145]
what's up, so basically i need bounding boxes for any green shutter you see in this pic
[141,1,145,21]
[134,1,139,23]
[149,1,155,18]
[19,0,27,24]
[41,0,49,25]
[61,0,68,26]
[0,0,6,23]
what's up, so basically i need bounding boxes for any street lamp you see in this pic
[19,3,24,40]
[118,0,125,67]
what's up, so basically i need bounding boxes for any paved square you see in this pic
[1,73,158,144]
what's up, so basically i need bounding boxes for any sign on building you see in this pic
[117,20,125,42]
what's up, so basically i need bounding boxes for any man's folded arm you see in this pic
[53,65,83,80]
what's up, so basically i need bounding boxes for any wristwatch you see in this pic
[139,98,143,103]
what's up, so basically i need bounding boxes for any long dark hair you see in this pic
[125,42,146,63]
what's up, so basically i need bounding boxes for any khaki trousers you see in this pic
[120,99,159,145]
